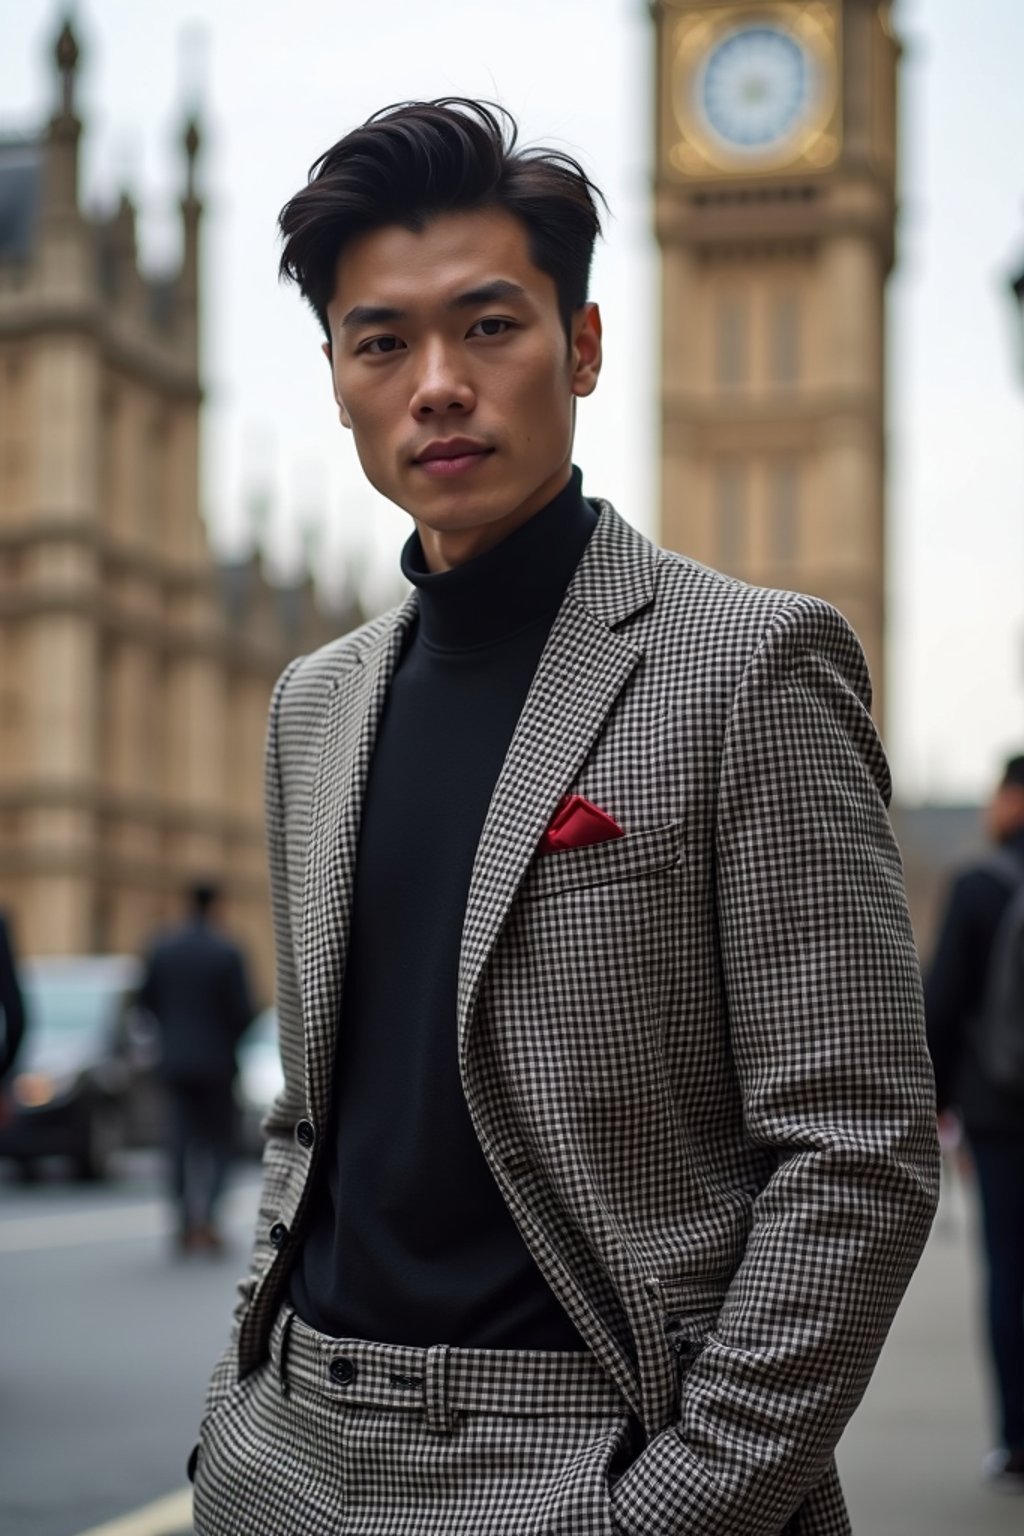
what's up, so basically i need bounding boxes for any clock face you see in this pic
[697,24,814,153]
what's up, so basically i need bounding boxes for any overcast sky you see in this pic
[3,0,1023,803]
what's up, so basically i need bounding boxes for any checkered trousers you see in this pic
[192,1306,634,1536]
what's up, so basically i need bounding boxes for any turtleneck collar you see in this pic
[399,466,597,652]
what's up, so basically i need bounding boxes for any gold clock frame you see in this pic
[666,1,842,178]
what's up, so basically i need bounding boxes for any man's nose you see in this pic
[410,341,474,417]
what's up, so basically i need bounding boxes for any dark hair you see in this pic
[1003,755,1024,791]
[189,880,220,917]
[278,99,605,342]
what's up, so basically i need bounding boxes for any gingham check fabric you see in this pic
[194,1307,632,1535]
[211,502,939,1536]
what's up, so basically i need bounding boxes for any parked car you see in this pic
[235,1007,284,1155]
[0,955,159,1181]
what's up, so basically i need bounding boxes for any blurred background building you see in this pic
[649,0,989,944]
[0,21,360,996]
[652,0,894,726]
[0,2,1010,985]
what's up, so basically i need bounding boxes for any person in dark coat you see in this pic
[0,912,26,1092]
[139,882,254,1253]
[925,752,1024,1489]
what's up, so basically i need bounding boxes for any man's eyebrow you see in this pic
[448,279,528,310]
[339,303,406,331]
[339,281,528,332]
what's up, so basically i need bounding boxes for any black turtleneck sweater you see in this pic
[288,468,596,1348]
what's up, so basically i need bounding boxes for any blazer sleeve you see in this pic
[201,656,306,1422]
[610,597,940,1536]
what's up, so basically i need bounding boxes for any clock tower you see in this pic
[651,0,898,726]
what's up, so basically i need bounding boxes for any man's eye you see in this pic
[469,317,515,338]
[360,336,404,356]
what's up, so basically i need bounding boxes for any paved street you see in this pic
[0,1153,260,1536]
[837,1165,1022,1534]
[1,1154,1020,1535]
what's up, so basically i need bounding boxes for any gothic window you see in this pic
[769,458,800,565]
[716,460,747,569]
[771,292,801,387]
[145,413,168,536]
[99,389,117,526]
[716,292,749,391]
[1,354,26,509]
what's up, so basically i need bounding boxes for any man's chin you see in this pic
[406,491,515,535]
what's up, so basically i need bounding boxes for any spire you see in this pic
[43,14,83,216]
[100,190,144,313]
[177,24,207,215]
[175,23,208,364]
[54,17,81,119]
[177,112,203,359]
[181,114,202,202]
[183,115,201,202]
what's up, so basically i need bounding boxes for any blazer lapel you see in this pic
[300,598,416,1119]
[457,505,657,1053]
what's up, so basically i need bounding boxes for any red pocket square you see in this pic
[538,794,625,855]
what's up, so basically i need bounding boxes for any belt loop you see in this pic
[276,1307,295,1398]
[423,1344,454,1434]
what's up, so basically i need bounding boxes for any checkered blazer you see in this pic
[221,503,939,1536]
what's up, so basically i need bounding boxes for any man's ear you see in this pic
[570,303,602,400]
[323,339,352,430]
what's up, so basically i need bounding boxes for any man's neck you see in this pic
[413,463,573,573]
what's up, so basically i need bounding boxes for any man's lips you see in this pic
[413,441,495,478]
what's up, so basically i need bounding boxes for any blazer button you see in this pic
[329,1356,357,1387]
[295,1119,315,1150]
[269,1221,289,1249]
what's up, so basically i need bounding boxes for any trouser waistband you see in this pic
[268,1306,627,1435]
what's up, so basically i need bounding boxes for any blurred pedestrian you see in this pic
[925,752,1024,1491]
[139,881,254,1255]
[0,912,26,1122]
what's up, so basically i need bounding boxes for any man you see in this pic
[140,882,254,1254]
[926,754,1024,1490]
[191,101,938,1535]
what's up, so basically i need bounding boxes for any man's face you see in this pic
[986,781,1024,843]
[324,207,602,570]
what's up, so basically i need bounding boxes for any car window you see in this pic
[244,1010,278,1049]
[24,980,122,1044]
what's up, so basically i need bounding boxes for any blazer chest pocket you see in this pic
[519,819,684,901]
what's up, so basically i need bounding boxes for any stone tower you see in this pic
[650,0,898,725]
[0,19,357,988]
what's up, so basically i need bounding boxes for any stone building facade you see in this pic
[0,21,356,996]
